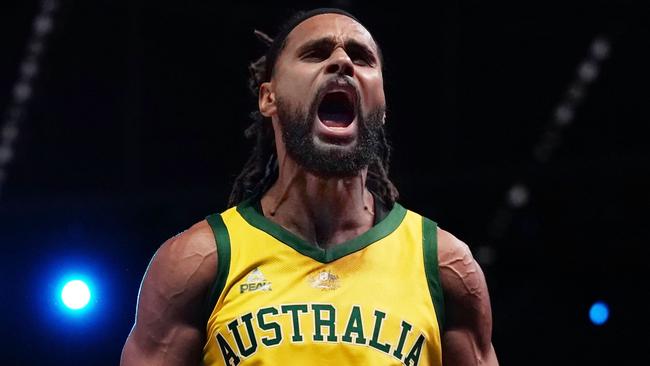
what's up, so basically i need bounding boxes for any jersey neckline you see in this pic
[235,197,407,263]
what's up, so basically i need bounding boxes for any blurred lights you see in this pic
[52,269,101,320]
[554,104,575,126]
[13,83,32,102]
[20,60,39,78]
[0,0,59,199]
[538,35,610,161]
[591,38,611,60]
[507,184,529,208]
[2,125,19,142]
[589,301,609,326]
[578,61,599,83]
[0,147,13,165]
[488,35,613,245]
[61,280,91,310]
[34,15,54,36]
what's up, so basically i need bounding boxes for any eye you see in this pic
[352,56,371,66]
[302,48,331,62]
[347,49,375,67]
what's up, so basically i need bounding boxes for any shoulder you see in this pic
[121,220,218,364]
[148,219,218,302]
[160,220,217,263]
[413,212,485,310]
[436,228,475,276]
[435,227,485,303]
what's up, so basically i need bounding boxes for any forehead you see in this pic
[283,13,378,53]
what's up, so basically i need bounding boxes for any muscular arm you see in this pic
[120,221,217,366]
[438,228,498,366]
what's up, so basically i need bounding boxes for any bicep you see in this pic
[438,229,498,366]
[121,228,217,365]
[121,323,203,366]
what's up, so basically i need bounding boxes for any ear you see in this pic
[259,82,277,117]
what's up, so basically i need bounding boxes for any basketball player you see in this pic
[121,8,498,365]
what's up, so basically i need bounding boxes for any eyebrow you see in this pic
[295,36,378,62]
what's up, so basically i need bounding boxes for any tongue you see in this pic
[320,112,353,127]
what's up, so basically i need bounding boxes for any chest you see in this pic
[204,221,440,365]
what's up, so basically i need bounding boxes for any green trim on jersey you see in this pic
[236,198,408,263]
[423,217,445,330]
[205,213,232,321]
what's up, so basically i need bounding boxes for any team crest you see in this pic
[308,269,341,291]
[240,267,272,293]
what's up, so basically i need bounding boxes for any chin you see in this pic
[312,135,358,151]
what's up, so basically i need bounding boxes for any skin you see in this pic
[258,14,383,248]
[121,13,498,365]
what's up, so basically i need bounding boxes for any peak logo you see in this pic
[240,267,272,294]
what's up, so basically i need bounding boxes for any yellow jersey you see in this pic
[202,198,444,365]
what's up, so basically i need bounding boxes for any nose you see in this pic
[325,47,354,77]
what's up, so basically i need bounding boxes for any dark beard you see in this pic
[276,96,385,179]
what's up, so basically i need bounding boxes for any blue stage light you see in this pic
[61,279,91,310]
[589,301,609,326]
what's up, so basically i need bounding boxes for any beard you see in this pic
[275,93,385,179]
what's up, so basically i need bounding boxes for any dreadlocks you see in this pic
[228,10,398,208]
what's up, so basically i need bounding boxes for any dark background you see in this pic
[1,0,648,364]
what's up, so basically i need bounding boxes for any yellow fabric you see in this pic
[202,204,442,366]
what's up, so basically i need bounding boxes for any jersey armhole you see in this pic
[203,213,232,324]
[422,217,445,331]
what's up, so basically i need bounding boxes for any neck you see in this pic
[261,154,374,249]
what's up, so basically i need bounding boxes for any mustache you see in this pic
[313,75,361,109]
[322,74,359,91]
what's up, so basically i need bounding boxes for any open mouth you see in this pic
[317,91,356,128]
